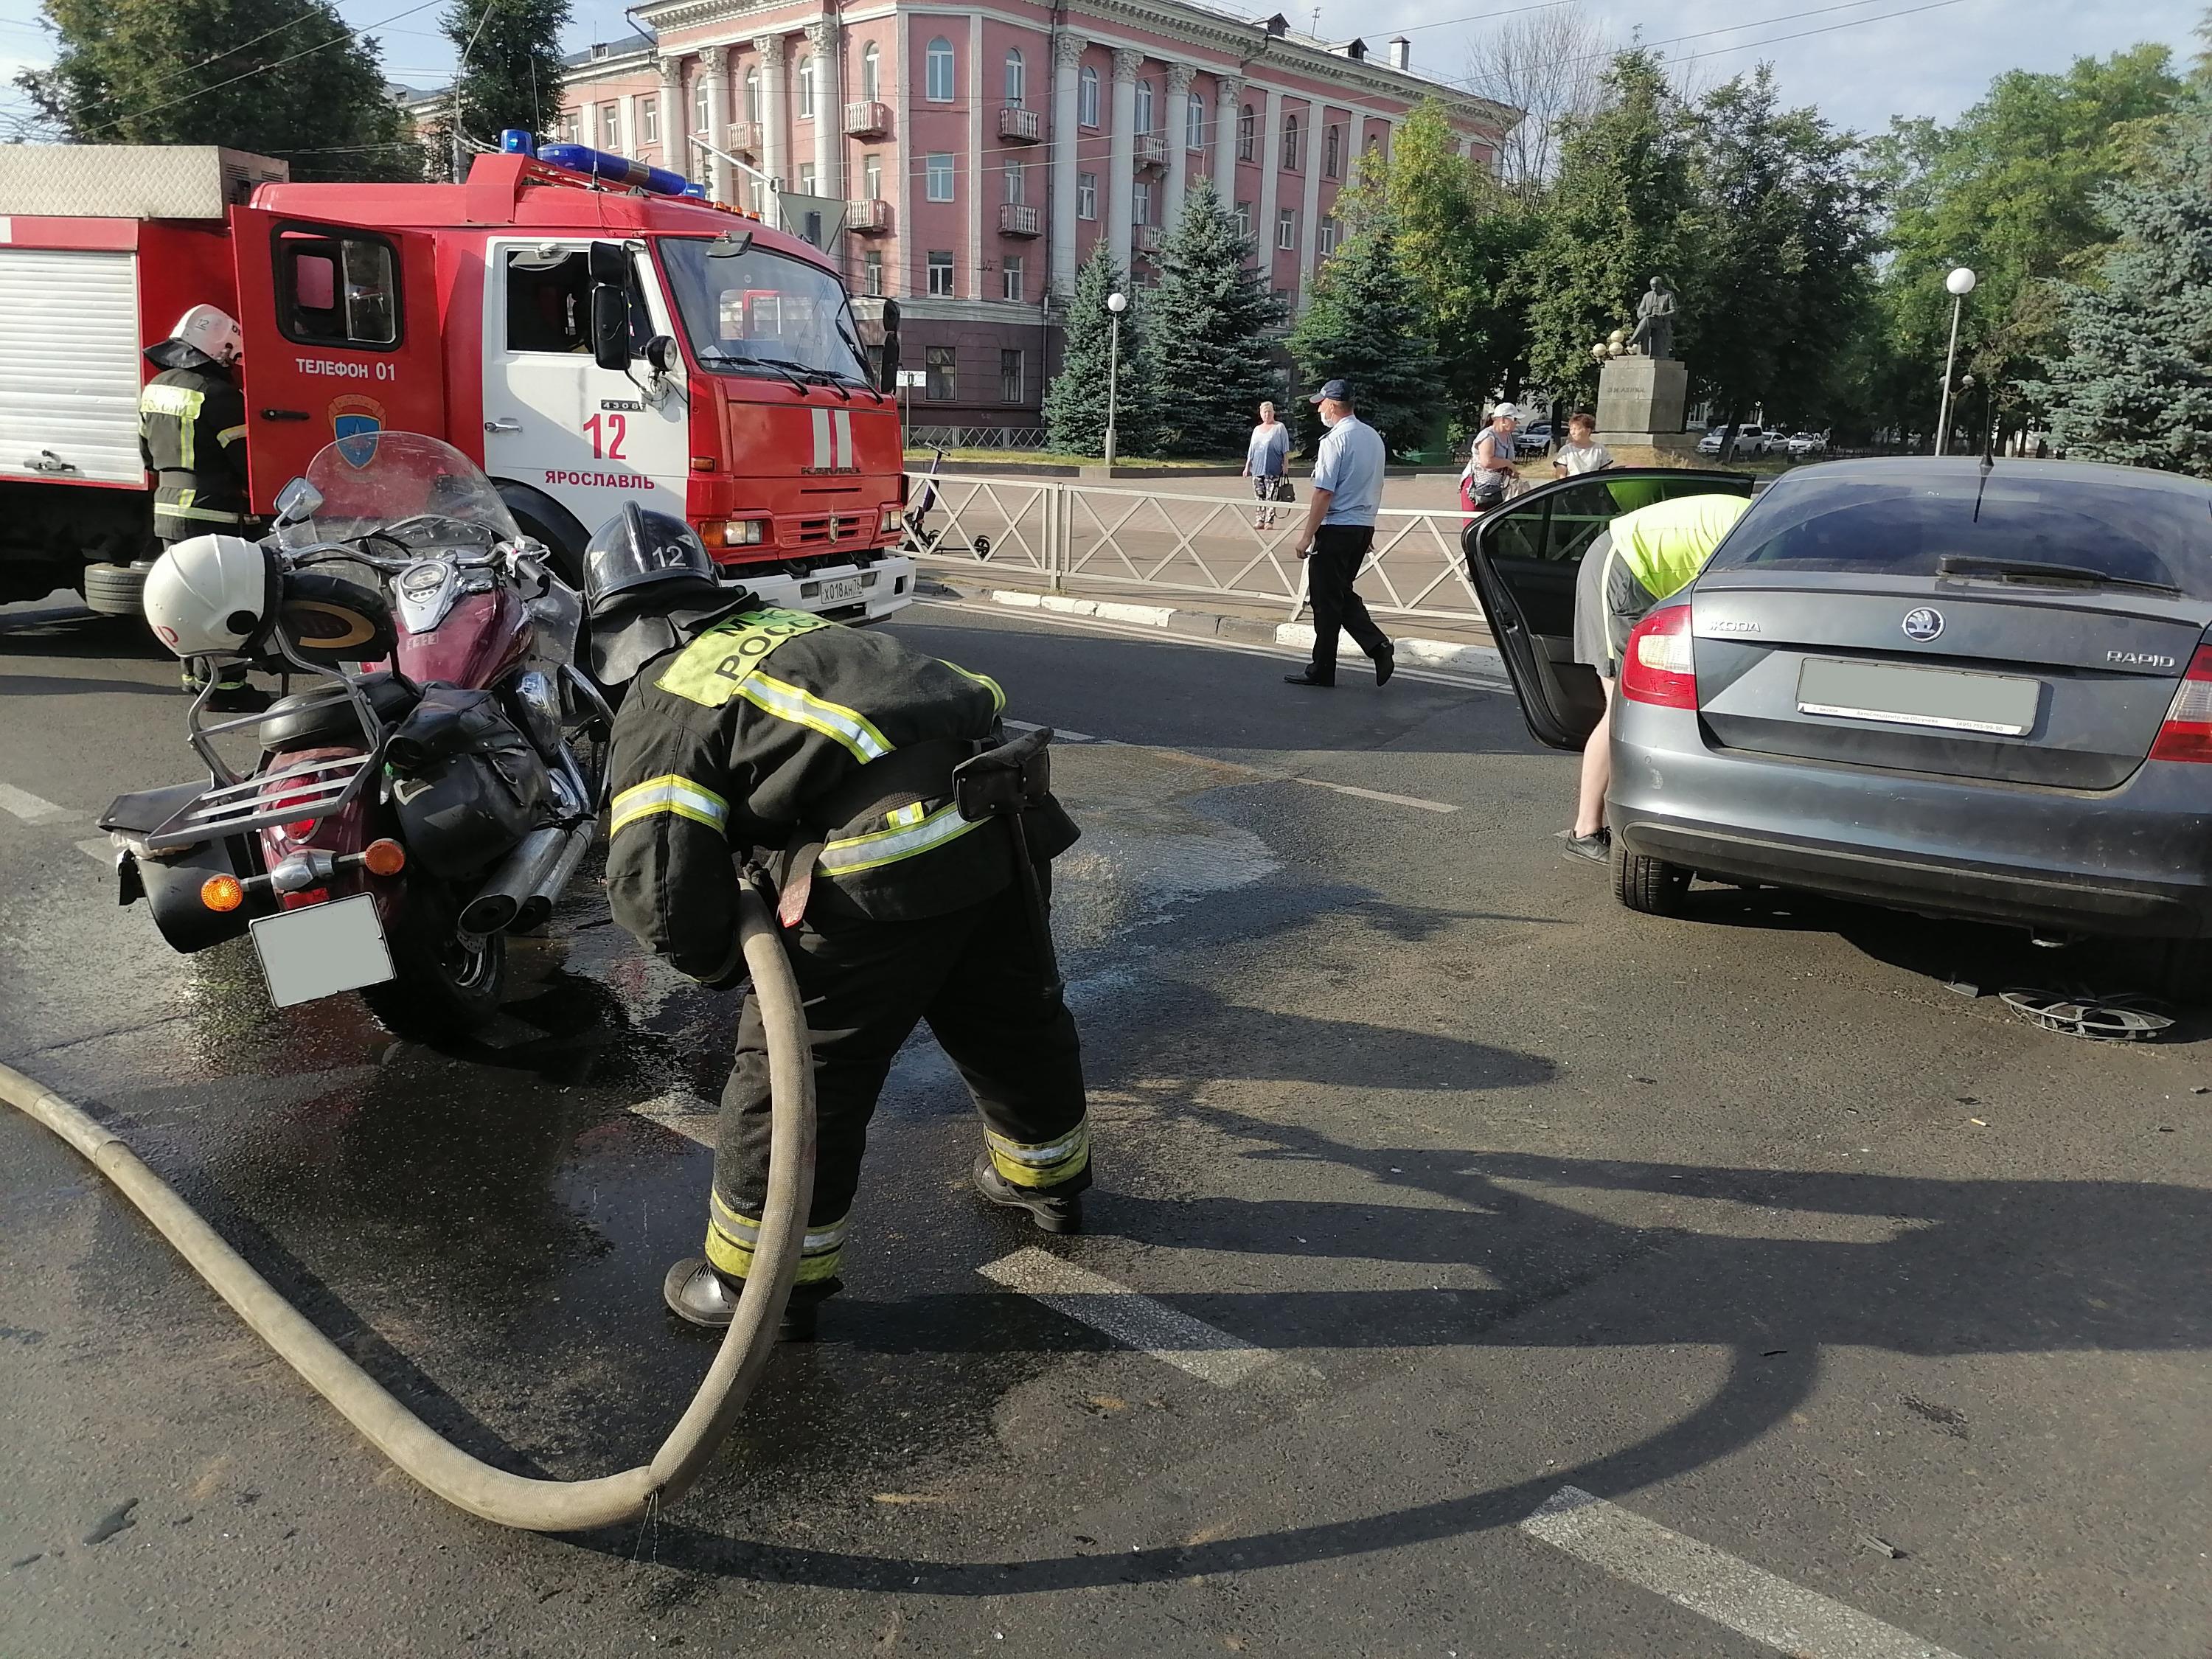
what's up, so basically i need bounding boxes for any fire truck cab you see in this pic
[0,143,913,625]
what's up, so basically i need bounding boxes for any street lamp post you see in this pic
[1935,265,1976,456]
[1104,290,1128,467]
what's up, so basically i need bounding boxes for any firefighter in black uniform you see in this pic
[585,505,1093,1339]
[138,305,260,710]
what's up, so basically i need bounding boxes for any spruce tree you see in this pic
[1142,180,1286,456]
[428,0,571,176]
[1045,242,1152,457]
[18,0,420,181]
[2037,83,2212,475]
[1286,223,1444,457]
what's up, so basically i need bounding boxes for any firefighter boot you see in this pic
[971,1152,1083,1234]
[661,1256,818,1341]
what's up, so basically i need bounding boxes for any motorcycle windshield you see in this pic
[282,431,521,550]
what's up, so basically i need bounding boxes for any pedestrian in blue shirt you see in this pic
[1242,401,1291,531]
[1284,379,1394,689]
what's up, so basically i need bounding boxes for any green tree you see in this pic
[1045,242,1151,457]
[2034,83,2212,475]
[18,0,420,181]
[1141,180,1285,457]
[1287,218,1444,456]
[428,0,571,178]
[1522,51,1697,405]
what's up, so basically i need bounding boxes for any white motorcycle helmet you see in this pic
[164,304,243,369]
[143,535,275,658]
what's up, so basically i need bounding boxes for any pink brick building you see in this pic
[553,3,1513,434]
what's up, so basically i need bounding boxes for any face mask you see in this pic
[1320,406,1342,428]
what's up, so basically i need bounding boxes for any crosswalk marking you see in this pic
[0,783,75,825]
[978,1247,1274,1387]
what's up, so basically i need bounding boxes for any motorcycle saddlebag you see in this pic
[384,686,552,879]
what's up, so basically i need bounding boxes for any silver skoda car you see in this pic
[1470,457,2212,967]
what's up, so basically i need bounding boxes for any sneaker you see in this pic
[1560,830,1610,864]
[1283,669,1335,688]
[972,1152,1082,1234]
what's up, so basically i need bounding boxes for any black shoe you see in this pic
[972,1152,1082,1234]
[1561,830,1611,864]
[661,1256,818,1340]
[1283,669,1335,688]
[201,685,271,714]
[1373,642,1396,686]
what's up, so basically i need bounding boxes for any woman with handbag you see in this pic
[1244,401,1292,531]
[1459,403,1522,516]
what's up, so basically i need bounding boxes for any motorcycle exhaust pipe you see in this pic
[459,827,569,936]
[511,822,595,933]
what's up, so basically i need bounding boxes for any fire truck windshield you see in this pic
[658,237,871,389]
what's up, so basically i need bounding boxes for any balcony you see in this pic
[1135,131,1169,169]
[726,120,759,157]
[998,105,1043,144]
[998,202,1042,237]
[844,100,891,139]
[846,198,892,233]
[1134,223,1163,254]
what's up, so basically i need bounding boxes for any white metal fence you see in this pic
[901,473,1484,623]
[906,425,1053,451]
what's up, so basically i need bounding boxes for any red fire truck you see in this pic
[0,143,913,622]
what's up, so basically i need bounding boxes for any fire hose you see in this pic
[0,886,814,1533]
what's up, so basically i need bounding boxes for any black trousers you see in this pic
[1305,524,1390,681]
[705,876,1090,1295]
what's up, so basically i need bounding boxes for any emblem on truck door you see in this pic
[1902,607,1944,641]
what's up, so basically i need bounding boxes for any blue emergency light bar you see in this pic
[536,142,695,200]
[499,128,537,156]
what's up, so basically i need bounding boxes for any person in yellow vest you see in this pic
[1562,493,1750,862]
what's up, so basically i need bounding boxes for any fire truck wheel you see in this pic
[83,562,150,619]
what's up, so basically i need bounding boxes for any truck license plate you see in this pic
[248,894,394,1009]
[818,577,863,605]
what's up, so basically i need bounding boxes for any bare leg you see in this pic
[1573,675,1614,838]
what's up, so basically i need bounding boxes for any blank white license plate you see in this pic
[818,577,863,604]
[248,893,394,1009]
[1798,657,2040,737]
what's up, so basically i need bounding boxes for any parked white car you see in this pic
[1787,431,1830,457]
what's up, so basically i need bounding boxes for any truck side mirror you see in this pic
[587,240,628,285]
[591,285,631,372]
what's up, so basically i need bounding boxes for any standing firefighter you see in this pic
[138,305,257,709]
[587,506,1093,1340]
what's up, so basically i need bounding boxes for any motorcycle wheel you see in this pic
[361,888,508,1042]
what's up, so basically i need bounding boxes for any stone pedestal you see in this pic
[1596,355,1692,467]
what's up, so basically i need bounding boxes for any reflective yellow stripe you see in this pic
[887,801,927,829]
[985,1117,1090,1189]
[732,669,893,762]
[610,773,728,836]
[706,1192,848,1282]
[141,383,206,470]
[153,487,243,524]
[945,661,1006,713]
[817,800,986,874]
[216,424,247,448]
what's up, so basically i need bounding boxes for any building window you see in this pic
[863,153,882,198]
[862,42,880,100]
[1237,103,1256,161]
[639,95,658,145]
[862,248,883,296]
[1000,347,1023,403]
[1324,123,1340,178]
[1002,256,1023,302]
[1133,180,1151,226]
[1366,131,1380,154]
[926,36,955,102]
[1079,64,1099,128]
[744,67,761,124]
[1281,112,1300,171]
[1134,77,1154,133]
[1277,207,1296,250]
[798,162,816,194]
[1004,160,1024,204]
[1318,215,1338,256]
[601,102,620,151]
[1004,47,1024,106]
[928,251,955,296]
[925,153,955,201]
[1077,172,1096,219]
[693,77,710,133]
[1186,91,1205,151]
[797,55,815,119]
[925,344,957,399]
[1234,199,1251,239]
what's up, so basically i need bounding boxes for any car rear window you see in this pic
[1705,469,2212,598]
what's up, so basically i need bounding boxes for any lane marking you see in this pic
[1520,1486,1968,1659]
[77,838,115,865]
[0,784,77,825]
[1288,775,1459,813]
[1003,718,1461,815]
[978,1246,1274,1387]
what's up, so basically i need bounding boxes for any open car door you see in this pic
[1464,468,1755,749]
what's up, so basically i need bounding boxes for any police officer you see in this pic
[138,305,260,710]
[585,505,1092,1340]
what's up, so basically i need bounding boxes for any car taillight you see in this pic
[1620,603,1697,709]
[2149,645,2212,762]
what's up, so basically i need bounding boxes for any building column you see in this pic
[967,13,984,299]
[754,32,789,190]
[807,19,842,198]
[657,55,687,175]
[1048,33,1083,298]
[618,92,636,157]
[1107,47,1141,275]
[1295,100,1324,310]
[700,46,731,201]
[1211,74,1241,206]
[1163,62,1193,229]
[1255,86,1282,282]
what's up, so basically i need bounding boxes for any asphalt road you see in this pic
[2,595,2208,1658]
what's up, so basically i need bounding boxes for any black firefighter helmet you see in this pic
[582,503,751,687]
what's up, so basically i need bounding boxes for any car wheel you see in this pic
[2121,937,2212,1006]
[1613,838,1692,916]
